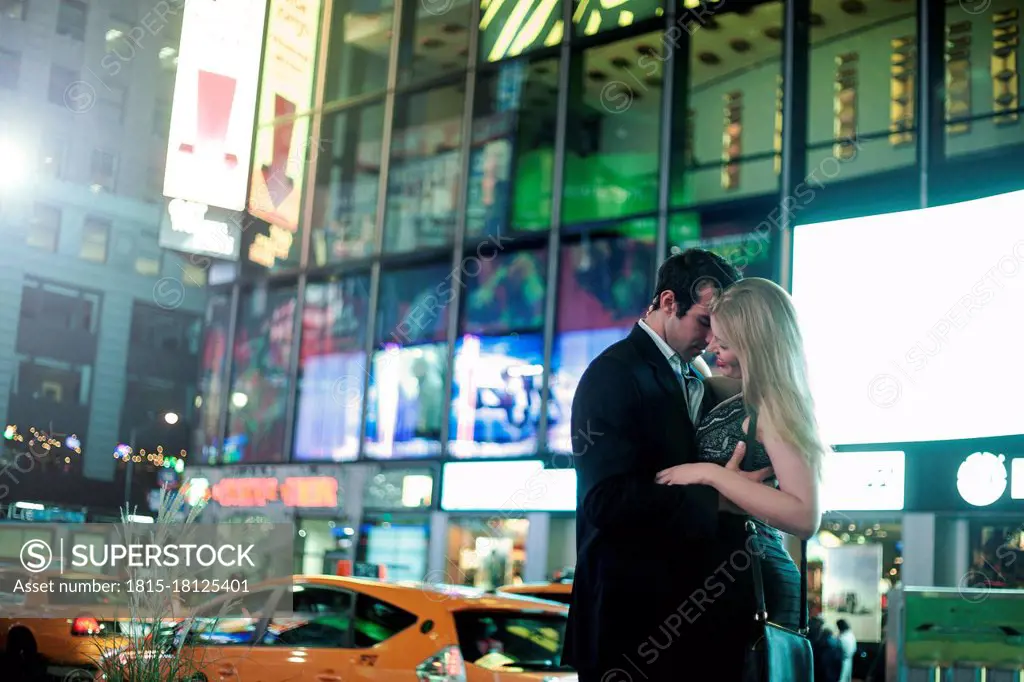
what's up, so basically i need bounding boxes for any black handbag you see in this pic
[740,410,814,682]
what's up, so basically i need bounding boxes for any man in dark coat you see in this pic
[563,249,768,681]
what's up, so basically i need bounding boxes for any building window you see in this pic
[57,0,87,41]
[322,0,390,103]
[28,204,61,252]
[135,251,161,276]
[90,149,118,192]
[39,138,67,179]
[80,217,110,263]
[19,279,100,333]
[0,48,20,89]
[48,65,79,106]
[2,0,27,21]
[97,84,126,124]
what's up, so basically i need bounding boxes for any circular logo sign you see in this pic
[956,452,1007,507]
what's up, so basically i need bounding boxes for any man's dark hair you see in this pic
[836,619,850,633]
[650,248,742,317]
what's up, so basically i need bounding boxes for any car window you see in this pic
[179,588,277,647]
[452,611,568,672]
[262,586,354,648]
[352,594,418,647]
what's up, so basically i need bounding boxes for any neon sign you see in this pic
[211,476,338,508]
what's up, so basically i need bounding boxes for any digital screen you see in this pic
[293,350,366,462]
[376,266,453,346]
[822,451,905,512]
[301,277,370,358]
[224,288,295,463]
[198,296,230,460]
[448,333,550,458]
[558,238,654,332]
[364,343,446,458]
[792,189,1024,446]
[441,461,577,511]
[463,250,547,336]
[548,327,631,454]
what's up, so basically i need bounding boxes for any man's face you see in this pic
[663,285,716,361]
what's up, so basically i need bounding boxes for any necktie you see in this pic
[672,356,704,424]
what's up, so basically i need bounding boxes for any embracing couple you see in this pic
[563,249,827,682]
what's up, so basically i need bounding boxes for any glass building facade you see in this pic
[195,0,1024,467]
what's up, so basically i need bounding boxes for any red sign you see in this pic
[211,476,338,508]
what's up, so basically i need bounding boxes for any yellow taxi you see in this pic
[154,575,575,682]
[0,569,146,678]
[495,581,573,606]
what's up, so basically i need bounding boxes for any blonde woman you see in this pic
[655,277,826,672]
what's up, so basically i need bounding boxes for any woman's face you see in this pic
[708,315,742,379]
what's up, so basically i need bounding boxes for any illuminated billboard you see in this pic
[163,0,268,210]
[248,0,323,233]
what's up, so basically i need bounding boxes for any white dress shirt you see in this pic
[637,319,705,425]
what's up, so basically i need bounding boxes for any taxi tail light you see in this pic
[71,616,101,636]
[416,645,467,682]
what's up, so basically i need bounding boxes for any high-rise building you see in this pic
[0,0,207,510]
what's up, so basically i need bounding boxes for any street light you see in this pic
[124,412,180,509]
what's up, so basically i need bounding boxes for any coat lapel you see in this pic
[627,325,693,434]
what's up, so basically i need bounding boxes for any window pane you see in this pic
[573,0,659,37]
[39,139,66,179]
[449,331,545,458]
[565,32,662,224]
[398,6,470,85]
[49,66,78,106]
[673,4,782,207]
[312,103,384,266]
[294,276,371,462]
[946,1,1024,159]
[57,0,87,41]
[364,342,447,459]
[197,295,231,461]
[323,0,391,103]
[806,0,915,183]
[479,0,562,63]
[80,217,110,263]
[467,57,559,238]
[2,0,28,21]
[549,223,655,453]
[225,287,297,464]
[29,204,61,252]
[90,150,119,192]
[0,48,20,89]
[462,249,547,336]
[452,610,567,668]
[264,586,353,648]
[353,594,417,647]
[384,85,465,253]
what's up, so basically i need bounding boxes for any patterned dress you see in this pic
[695,394,803,631]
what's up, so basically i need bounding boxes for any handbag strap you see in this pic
[742,409,808,633]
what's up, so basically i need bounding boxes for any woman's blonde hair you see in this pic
[709,277,828,474]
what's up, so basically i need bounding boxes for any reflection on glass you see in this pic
[805,0,915,181]
[294,277,371,462]
[673,4,781,207]
[446,518,529,590]
[384,85,465,253]
[224,288,297,464]
[311,104,385,265]
[468,58,560,236]
[197,295,230,461]
[323,0,392,103]
[564,32,663,224]
[364,343,447,458]
[667,208,773,282]
[449,333,550,458]
[946,2,1024,159]
[479,0,562,62]
[398,4,471,84]
[572,0,659,36]
[376,265,453,346]
[463,249,547,335]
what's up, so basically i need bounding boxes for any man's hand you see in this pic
[726,441,774,483]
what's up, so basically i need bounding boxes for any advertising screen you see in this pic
[792,189,1024,446]
[548,327,631,453]
[163,0,267,210]
[293,350,366,462]
[364,343,446,459]
[463,250,547,336]
[440,461,577,512]
[376,266,453,346]
[448,333,551,458]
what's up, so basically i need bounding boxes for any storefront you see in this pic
[438,460,575,589]
[355,466,436,582]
